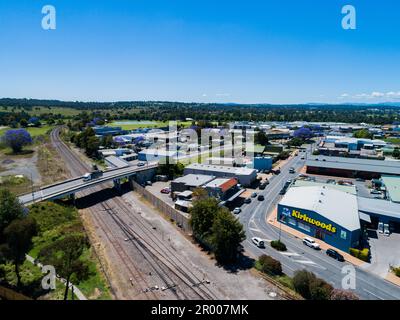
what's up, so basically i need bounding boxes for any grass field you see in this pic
[105,120,193,130]
[385,137,400,145]
[0,125,54,137]
[0,106,81,117]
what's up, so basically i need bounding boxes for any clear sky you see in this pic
[0,0,399,104]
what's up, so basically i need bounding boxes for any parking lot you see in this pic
[362,231,400,277]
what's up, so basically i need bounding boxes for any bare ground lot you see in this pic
[121,190,287,300]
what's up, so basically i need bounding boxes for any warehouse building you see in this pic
[184,163,257,186]
[170,174,216,193]
[306,156,400,179]
[278,186,361,252]
[381,175,400,203]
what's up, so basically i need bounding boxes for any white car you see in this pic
[378,222,384,234]
[251,237,265,248]
[384,224,390,236]
[303,237,320,250]
[232,208,241,214]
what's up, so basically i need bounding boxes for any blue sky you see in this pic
[0,0,399,104]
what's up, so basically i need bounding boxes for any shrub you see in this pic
[350,248,369,262]
[391,266,400,277]
[258,255,282,276]
[292,270,333,300]
[271,240,287,252]
[330,289,359,300]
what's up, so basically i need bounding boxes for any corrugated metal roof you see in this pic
[279,186,360,231]
[306,156,400,175]
[358,197,400,219]
[381,175,400,203]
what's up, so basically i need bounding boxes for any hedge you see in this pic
[349,248,369,262]
[271,240,287,252]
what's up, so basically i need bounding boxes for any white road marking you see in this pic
[295,260,317,265]
[363,289,384,300]
[280,252,300,257]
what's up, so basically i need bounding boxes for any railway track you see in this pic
[49,127,220,300]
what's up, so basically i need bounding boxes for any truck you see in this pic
[83,169,104,181]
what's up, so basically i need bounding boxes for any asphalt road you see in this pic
[238,146,400,300]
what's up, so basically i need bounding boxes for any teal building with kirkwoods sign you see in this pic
[277,186,361,252]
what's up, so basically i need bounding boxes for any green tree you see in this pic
[0,217,37,288]
[292,269,333,300]
[19,118,28,128]
[39,235,90,300]
[393,148,400,159]
[157,163,184,180]
[287,137,303,147]
[209,209,246,264]
[0,189,25,241]
[85,135,100,158]
[353,129,373,139]
[255,131,269,146]
[189,197,219,241]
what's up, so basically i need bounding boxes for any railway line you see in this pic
[49,127,220,300]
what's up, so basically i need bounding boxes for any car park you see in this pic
[303,237,320,250]
[326,248,344,262]
[232,207,241,214]
[251,237,265,248]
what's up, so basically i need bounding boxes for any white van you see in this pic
[251,237,265,248]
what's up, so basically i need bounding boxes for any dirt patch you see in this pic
[36,141,69,185]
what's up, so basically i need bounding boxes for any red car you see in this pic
[160,187,171,194]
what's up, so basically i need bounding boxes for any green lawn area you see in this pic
[385,137,400,145]
[0,125,54,137]
[106,120,193,130]
[0,106,81,117]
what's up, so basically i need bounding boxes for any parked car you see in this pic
[232,208,241,214]
[251,192,258,198]
[279,188,287,195]
[384,224,390,236]
[303,237,320,250]
[326,248,344,262]
[137,162,145,167]
[378,222,384,234]
[251,237,265,248]
[257,195,265,201]
[145,181,153,186]
[244,197,251,204]
[160,187,171,194]
[370,189,381,195]
[301,157,305,160]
